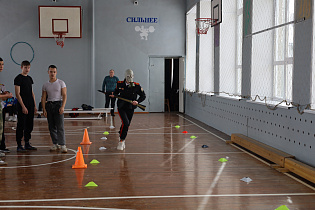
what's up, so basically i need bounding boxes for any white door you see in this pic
[149,57,164,112]
[179,57,185,113]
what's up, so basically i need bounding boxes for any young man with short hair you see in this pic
[41,65,67,153]
[14,60,37,152]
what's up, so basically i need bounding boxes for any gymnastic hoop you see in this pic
[10,42,35,65]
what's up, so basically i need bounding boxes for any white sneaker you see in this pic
[0,152,5,157]
[12,116,17,122]
[60,145,68,153]
[50,144,60,151]
[8,116,14,121]
[117,141,125,151]
[0,160,7,165]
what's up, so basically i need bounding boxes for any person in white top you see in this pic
[41,65,67,153]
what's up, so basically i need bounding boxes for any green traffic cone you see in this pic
[218,158,228,162]
[85,181,98,188]
[90,159,100,165]
[275,205,290,210]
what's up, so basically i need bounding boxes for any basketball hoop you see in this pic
[53,33,66,48]
[195,18,217,34]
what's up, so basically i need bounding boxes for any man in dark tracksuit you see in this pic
[102,69,119,116]
[112,69,146,150]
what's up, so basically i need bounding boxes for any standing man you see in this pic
[102,69,119,116]
[113,69,146,150]
[41,65,67,153]
[14,60,37,152]
[0,57,13,164]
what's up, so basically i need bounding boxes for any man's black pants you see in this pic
[118,108,134,140]
[16,105,34,146]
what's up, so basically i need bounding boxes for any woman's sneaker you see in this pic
[50,144,60,151]
[60,145,68,153]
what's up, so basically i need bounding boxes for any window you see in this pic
[311,1,315,108]
[273,0,294,101]
[236,0,243,95]
[199,0,214,93]
[251,0,294,102]
[219,0,237,96]
[186,5,197,91]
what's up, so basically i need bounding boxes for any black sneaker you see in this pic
[17,146,26,152]
[25,143,37,151]
[0,148,10,153]
[111,113,115,116]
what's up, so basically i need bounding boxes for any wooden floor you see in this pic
[0,113,314,209]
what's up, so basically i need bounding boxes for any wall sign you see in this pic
[127,17,158,40]
[135,26,155,40]
[126,17,159,23]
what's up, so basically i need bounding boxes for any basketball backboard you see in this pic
[38,6,82,38]
[211,0,222,26]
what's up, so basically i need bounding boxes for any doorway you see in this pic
[165,58,179,112]
[149,57,184,113]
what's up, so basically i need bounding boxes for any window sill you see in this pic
[246,99,294,109]
[216,94,242,101]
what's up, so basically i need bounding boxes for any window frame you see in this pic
[272,0,294,101]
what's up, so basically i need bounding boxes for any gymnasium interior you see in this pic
[0,0,314,209]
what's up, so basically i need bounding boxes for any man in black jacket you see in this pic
[111,69,146,150]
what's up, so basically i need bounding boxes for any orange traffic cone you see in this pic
[72,147,87,169]
[80,129,92,145]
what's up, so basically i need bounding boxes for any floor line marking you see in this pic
[0,147,77,169]
[4,132,210,136]
[231,144,315,191]
[4,152,244,157]
[96,152,243,155]
[177,114,315,192]
[4,154,75,157]
[0,206,132,210]
[198,162,227,210]
[177,114,227,141]
[284,173,315,191]
[128,124,194,132]
[160,139,196,167]
[1,193,315,203]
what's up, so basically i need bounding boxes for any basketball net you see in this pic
[53,33,66,48]
[195,18,217,34]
